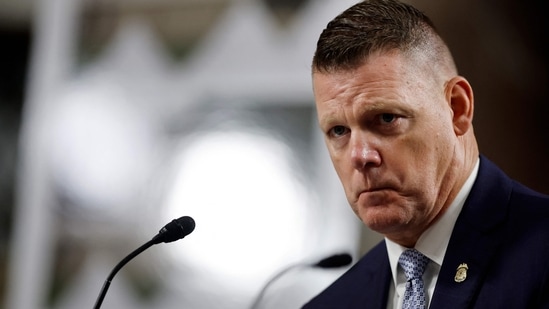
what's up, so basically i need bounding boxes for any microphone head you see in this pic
[155,216,195,244]
[314,253,352,269]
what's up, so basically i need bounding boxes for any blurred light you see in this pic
[163,128,310,284]
[49,83,157,218]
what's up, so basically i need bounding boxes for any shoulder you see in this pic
[302,241,390,309]
[454,156,549,306]
[472,156,549,214]
[466,156,549,238]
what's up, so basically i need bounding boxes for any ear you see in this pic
[446,76,474,136]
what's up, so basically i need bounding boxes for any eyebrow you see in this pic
[317,111,340,130]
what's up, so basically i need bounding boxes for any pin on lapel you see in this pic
[454,263,468,283]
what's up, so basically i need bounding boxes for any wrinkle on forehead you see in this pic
[314,54,429,120]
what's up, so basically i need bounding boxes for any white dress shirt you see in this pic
[385,159,479,309]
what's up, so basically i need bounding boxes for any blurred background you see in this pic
[0,0,547,308]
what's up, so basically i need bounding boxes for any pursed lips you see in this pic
[357,186,395,198]
[361,185,394,193]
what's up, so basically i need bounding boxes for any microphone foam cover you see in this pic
[158,216,195,243]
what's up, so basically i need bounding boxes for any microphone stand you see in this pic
[92,216,195,309]
[249,253,352,309]
[249,263,301,309]
[93,239,155,309]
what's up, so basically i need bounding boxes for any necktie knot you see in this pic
[398,249,429,281]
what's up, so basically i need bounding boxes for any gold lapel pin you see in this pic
[454,263,468,283]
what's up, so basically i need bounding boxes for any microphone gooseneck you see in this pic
[249,253,352,309]
[93,216,195,309]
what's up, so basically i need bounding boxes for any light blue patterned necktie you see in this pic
[398,249,430,309]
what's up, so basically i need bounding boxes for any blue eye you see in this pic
[331,125,348,136]
[380,113,396,123]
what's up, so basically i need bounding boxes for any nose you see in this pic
[350,137,381,170]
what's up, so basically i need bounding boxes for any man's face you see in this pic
[313,51,459,244]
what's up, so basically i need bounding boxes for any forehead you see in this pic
[313,51,426,106]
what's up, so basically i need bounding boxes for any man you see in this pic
[303,0,549,308]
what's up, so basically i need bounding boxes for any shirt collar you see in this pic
[385,158,480,287]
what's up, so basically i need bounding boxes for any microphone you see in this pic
[93,216,195,309]
[151,216,196,244]
[249,253,352,309]
[313,253,353,269]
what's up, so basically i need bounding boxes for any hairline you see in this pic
[312,32,458,88]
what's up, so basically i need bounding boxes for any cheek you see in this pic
[398,142,451,207]
[403,121,453,165]
[331,158,352,188]
[329,148,348,175]
[389,138,443,198]
[329,155,357,197]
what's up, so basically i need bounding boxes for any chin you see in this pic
[359,206,410,235]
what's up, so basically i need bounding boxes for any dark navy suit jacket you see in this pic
[303,156,549,308]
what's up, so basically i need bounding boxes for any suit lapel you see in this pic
[349,241,392,309]
[357,257,392,308]
[430,222,504,308]
[430,157,512,308]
